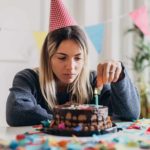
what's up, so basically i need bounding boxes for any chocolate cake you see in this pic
[51,104,112,131]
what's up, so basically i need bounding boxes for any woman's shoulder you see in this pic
[14,68,39,81]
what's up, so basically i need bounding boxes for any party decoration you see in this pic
[129,6,150,36]
[49,0,77,31]
[85,24,105,53]
[33,32,47,51]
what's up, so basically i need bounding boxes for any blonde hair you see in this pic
[39,26,93,108]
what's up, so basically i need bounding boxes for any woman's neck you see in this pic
[57,82,68,92]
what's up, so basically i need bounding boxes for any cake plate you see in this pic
[40,123,120,137]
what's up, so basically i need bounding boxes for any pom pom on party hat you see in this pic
[49,0,77,32]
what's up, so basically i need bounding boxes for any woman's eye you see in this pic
[58,57,66,60]
[75,57,82,61]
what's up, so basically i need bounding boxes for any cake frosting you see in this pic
[51,104,112,131]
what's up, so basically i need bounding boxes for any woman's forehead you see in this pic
[56,40,83,54]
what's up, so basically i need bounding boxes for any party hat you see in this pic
[49,0,77,32]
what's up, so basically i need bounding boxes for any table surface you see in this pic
[0,121,139,140]
[0,125,99,141]
[0,121,150,150]
[0,122,131,141]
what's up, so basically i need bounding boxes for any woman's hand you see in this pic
[97,60,123,89]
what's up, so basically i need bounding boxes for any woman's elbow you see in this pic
[124,108,140,121]
[128,112,140,120]
[6,113,19,127]
[6,118,17,127]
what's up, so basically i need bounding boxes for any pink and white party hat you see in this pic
[49,0,77,32]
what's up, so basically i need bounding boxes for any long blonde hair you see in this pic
[39,26,93,108]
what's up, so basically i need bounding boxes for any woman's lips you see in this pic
[63,73,76,78]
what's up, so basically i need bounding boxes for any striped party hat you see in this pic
[49,0,77,32]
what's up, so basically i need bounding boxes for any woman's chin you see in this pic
[62,79,75,84]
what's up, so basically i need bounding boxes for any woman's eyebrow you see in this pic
[56,52,82,56]
[56,52,67,56]
[75,53,82,56]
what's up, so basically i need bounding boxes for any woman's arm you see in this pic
[110,67,140,120]
[6,69,53,126]
[90,63,140,121]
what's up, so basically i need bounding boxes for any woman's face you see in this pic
[51,39,84,85]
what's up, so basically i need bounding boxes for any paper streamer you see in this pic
[130,6,150,36]
[85,24,105,53]
[33,32,47,52]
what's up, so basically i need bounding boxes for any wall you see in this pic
[0,0,42,126]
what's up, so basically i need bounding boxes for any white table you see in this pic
[0,126,95,141]
[0,126,34,141]
[0,122,132,141]
[0,124,150,150]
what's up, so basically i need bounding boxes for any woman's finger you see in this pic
[97,63,103,88]
[103,62,111,84]
[113,63,122,82]
[108,63,117,83]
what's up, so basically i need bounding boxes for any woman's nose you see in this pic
[65,59,75,69]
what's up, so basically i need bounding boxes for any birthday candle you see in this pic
[94,88,99,107]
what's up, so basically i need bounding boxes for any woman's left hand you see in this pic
[97,60,123,89]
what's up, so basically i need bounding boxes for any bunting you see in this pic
[33,32,47,52]
[129,6,150,36]
[85,24,105,53]
[0,4,150,56]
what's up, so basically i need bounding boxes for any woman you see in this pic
[6,26,140,126]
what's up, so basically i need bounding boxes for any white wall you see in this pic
[0,0,41,126]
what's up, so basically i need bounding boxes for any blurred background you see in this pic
[0,0,150,126]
